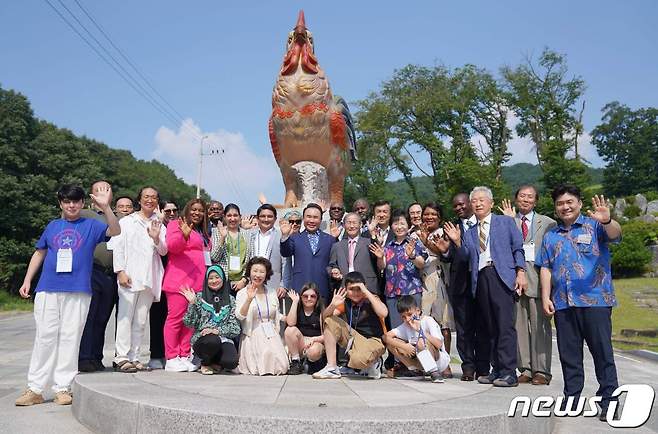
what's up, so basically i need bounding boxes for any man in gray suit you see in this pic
[327,213,378,293]
[245,204,289,298]
[501,185,556,385]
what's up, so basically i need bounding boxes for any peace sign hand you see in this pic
[587,194,612,224]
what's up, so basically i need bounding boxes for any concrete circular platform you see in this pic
[72,367,555,433]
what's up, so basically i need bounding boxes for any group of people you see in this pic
[14,180,623,421]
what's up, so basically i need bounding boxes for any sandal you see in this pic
[200,365,214,375]
[132,362,152,372]
[114,360,137,373]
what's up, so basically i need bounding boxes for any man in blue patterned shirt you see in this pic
[539,185,622,421]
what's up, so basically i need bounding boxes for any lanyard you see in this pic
[255,291,270,323]
[348,303,362,334]
[228,231,242,255]
[57,219,81,248]
[415,323,427,349]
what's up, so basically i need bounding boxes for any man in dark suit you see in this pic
[280,203,337,304]
[328,213,378,293]
[442,193,479,381]
[450,186,527,387]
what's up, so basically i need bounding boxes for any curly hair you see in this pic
[244,256,273,283]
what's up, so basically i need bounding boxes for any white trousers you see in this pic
[27,291,91,394]
[114,287,154,363]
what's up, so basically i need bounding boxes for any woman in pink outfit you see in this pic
[162,199,211,372]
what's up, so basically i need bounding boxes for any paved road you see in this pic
[0,311,656,433]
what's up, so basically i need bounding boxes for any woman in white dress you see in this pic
[235,257,289,375]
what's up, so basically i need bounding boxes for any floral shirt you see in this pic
[183,295,241,346]
[538,214,620,311]
[384,238,428,298]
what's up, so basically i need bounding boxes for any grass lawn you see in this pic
[0,290,32,312]
[611,277,658,351]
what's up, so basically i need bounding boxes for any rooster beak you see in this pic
[293,10,307,39]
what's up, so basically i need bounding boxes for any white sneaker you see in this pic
[366,357,382,380]
[182,356,199,372]
[312,365,342,379]
[164,357,187,372]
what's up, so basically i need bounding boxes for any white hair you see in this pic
[469,186,493,201]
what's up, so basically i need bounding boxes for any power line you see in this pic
[43,0,252,204]
[71,0,186,122]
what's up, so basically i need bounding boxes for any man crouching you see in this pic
[312,272,388,379]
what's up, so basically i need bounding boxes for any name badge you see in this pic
[261,321,276,338]
[416,348,436,372]
[576,234,592,244]
[203,250,212,266]
[229,255,241,271]
[56,248,73,273]
[523,242,535,262]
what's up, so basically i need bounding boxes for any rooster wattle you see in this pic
[268,10,356,208]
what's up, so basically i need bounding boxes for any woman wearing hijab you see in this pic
[181,265,240,375]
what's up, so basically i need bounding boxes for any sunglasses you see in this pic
[302,294,317,299]
[289,219,301,225]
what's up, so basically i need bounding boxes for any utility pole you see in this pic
[196,135,224,198]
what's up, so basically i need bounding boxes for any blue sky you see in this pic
[2,1,657,209]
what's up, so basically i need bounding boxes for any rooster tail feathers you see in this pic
[332,95,357,161]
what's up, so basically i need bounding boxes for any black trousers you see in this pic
[193,335,239,370]
[475,266,517,378]
[449,287,479,375]
[149,291,168,359]
[554,307,619,410]
[79,266,117,363]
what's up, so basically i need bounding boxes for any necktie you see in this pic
[521,216,529,240]
[348,239,356,271]
[479,221,487,253]
[308,232,319,254]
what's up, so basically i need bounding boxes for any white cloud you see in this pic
[472,112,604,167]
[153,119,281,212]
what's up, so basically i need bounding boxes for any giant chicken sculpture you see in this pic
[269,10,356,208]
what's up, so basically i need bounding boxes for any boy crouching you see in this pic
[384,295,450,383]
[312,272,388,379]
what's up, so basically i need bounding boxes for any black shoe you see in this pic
[78,360,97,373]
[493,374,518,387]
[93,360,106,372]
[477,372,498,384]
[287,359,303,375]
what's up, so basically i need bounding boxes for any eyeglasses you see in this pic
[208,207,222,211]
[163,209,178,214]
[302,294,317,299]
[330,206,344,211]
[289,219,301,225]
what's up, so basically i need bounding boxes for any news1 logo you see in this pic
[508,384,655,428]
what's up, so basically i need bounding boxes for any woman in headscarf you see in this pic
[181,265,240,375]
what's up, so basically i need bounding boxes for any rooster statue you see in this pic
[268,10,356,208]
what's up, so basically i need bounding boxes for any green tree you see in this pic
[591,102,658,196]
[502,48,589,190]
[0,85,203,292]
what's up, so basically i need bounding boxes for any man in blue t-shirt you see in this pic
[15,184,120,407]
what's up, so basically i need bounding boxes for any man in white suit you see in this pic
[501,185,556,385]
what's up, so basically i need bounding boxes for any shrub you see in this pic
[623,204,642,218]
[610,221,658,277]
[643,190,658,202]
